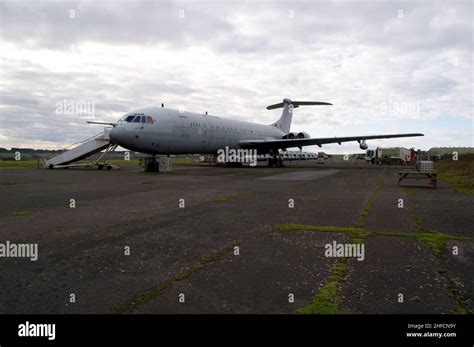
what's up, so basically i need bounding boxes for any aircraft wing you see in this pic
[238,133,424,150]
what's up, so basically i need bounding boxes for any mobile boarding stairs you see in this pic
[43,127,119,170]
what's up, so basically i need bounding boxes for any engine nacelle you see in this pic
[283,132,298,139]
[359,140,368,150]
[297,132,310,139]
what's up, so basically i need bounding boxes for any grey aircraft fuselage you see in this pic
[109,107,284,155]
[106,99,423,158]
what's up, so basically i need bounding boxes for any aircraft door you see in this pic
[175,114,190,138]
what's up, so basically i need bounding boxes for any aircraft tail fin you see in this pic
[268,98,332,134]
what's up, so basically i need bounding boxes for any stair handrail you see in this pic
[61,131,105,151]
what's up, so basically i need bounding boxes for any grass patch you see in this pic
[404,189,426,233]
[0,157,197,168]
[116,241,243,313]
[277,223,471,314]
[106,159,140,165]
[0,160,39,168]
[409,205,431,233]
[172,157,198,165]
[453,305,469,314]
[404,186,446,234]
[403,188,419,197]
[447,277,470,314]
[297,259,348,314]
[275,224,372,244]
[356,172,383,228]
[409,231,451,257]
[436,261,471,314]
[274,220,474,314]
[435,154,474,195]
[403,191,472,313]
[12,211,32,217]
[214,194,240,203]
[95,157,197,166]
[274,224,469,257]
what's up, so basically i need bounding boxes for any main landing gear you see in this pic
[268,152,284,167]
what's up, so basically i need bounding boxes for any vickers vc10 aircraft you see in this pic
[99,98,423,167]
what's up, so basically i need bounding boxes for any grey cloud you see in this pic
[0,0,471,149]
[0,1,234,49]
[3,1,470,54]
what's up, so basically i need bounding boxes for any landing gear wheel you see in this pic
[268,158,283,167]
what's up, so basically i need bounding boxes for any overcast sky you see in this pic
[0,0,472,153]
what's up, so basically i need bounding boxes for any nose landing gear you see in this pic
[144,155,159,172]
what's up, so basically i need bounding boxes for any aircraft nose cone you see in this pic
[109,126,120,144]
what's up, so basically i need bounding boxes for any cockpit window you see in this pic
[133,116,141,123]
[140,116,146,123]
[146,116,154,124]
[124,115,134,122]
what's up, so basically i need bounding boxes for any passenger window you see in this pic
[146,116,154,124]
[133,116,141,123]
[141,116,146,123]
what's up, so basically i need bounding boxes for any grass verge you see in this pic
[435,153,474,195]
[0,160,39,168]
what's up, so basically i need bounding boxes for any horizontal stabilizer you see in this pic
[267,100,332,110]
